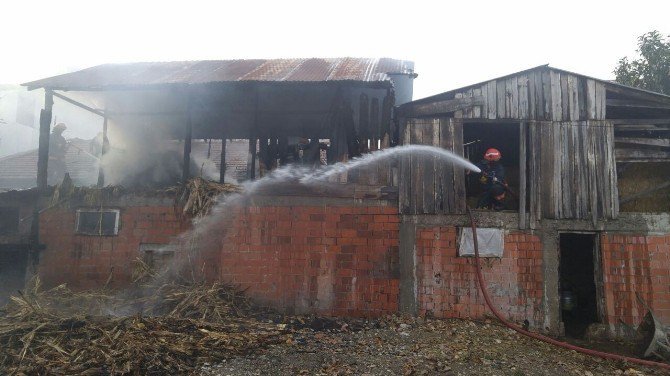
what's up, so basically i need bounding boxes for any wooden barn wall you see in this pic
[399,118,465,215]
[528,120,618,223]
[455,70,606,121]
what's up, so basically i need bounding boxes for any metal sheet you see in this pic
[23,58,415,90]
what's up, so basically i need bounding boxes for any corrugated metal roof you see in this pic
[23,58,415,90]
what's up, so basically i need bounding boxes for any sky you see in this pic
[1,0,668,100]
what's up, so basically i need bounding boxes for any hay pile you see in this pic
[177,177,242,217]
[0,279,286,375]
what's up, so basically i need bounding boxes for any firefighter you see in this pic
[475,148,507,210]
[48,123,69,184]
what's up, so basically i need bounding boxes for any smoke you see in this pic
[99,120,228,187]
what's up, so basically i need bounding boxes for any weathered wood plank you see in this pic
[528,73,537,119]
[615,148,670,161]
[560,74,570,121]
[441,119,455,212]
[410,121,423,214]
[519,122,527,229]
[486,82,497,119]
[551,71,563,122]
[510,75,519,119]
[567,75,580,121]
[528,121,542,226]
[505,78,513,118]
[399,119,411,213]
[518,75,529,119]
[403,96,486,118]
[422,121,436,213]
[586,79,597,120]
[473,87,482,118]
[452,118,466,213]
[595,82,606,120]
[497,80,506,119]
[541,70,553,120]
[614,138,670,148]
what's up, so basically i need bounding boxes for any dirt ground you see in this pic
[201,317,665,376]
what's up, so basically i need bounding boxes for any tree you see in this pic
[614,30,670,95]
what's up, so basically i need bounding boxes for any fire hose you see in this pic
[465,207,670,371]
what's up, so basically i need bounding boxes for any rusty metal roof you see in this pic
[23,58,415,90]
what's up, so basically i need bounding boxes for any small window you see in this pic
[75,209,120,236]
[458,228,504,258]
[0,207,20,236]
[139,243,175,272]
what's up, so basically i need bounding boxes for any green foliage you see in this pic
[614,30,670,94]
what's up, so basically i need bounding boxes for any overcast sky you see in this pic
[2,0,668,100]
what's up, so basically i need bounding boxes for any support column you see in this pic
[399,218,418,315]
[37,90,54,191]
[247,137,256,180]
[519,121,527,229]
[541,227,561,334]
[219,138,227,184]
[97,115,108,187]
[182,96,193,183]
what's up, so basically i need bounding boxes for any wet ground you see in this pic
[200,317,665,376]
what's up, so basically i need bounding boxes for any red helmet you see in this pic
[484,148,501,161]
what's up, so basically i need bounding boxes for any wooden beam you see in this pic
[219,139,227,184]
[37,90,54,191]
[53,92,105,117]
[606,98,670,110]
[400,96,485,117]
[182,96,193,183]
[620,181,670,204]
[614,137,670,148]
[615,148,670,161]
[519,122,527,229]
[97,115,108,187]
[611,118,670,125]
[605,84,670,105]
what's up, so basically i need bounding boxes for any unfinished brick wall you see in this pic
[38,206,189,290]
[416,226,544,327]
[601,233,670,327]
[214,205,400,317]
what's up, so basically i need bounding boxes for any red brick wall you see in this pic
[214,205,400,317]
[416,226,544,327]
[601,233,670,326]
[38,206,189,290]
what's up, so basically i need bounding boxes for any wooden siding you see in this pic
[454,70,607,121]
[528,120,618,224]
[399,118,465,215]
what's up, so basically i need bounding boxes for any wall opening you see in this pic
[559,233,599,338]
[0,248,28,305]
[75,209,120,236]
[463,122,520,211]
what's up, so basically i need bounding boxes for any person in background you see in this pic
[48,123,69,184]
[475,148,507,210]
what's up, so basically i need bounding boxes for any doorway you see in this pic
[0,248,28,305]
[559,233,599,338]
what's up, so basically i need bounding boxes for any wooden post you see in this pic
[219,138,227,184]
[519,122,527,229]
[247,137,256,180]
[37,90,54,191]
[97,115,108,187]
[182,95,193,183]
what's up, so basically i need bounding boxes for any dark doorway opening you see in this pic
[0,248,28,305]
[559,233,599,338]
[463,122,520,211]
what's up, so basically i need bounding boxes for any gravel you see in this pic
[200,316,665,376]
